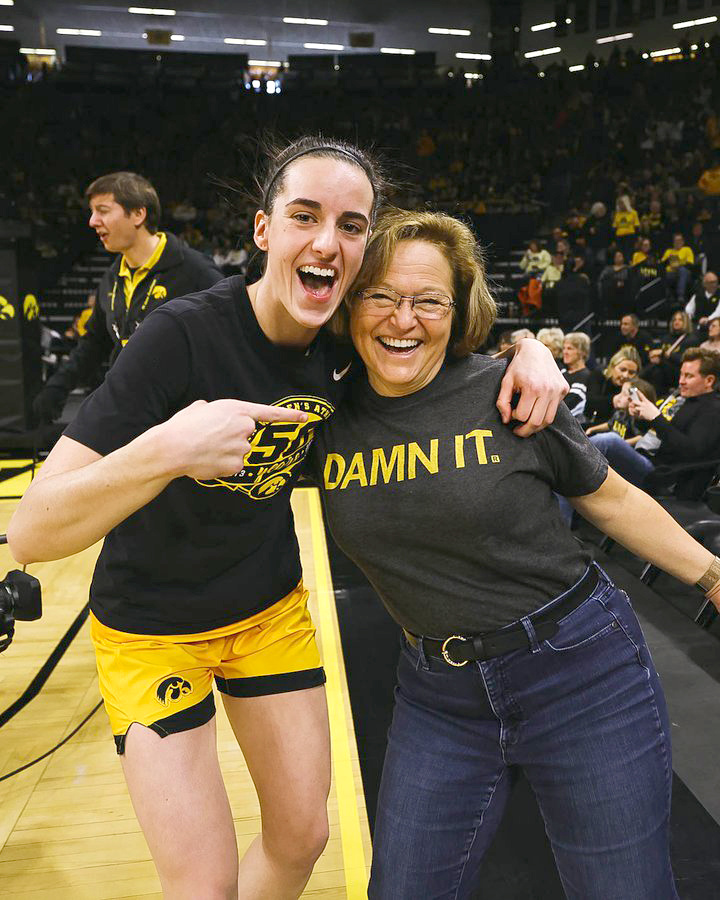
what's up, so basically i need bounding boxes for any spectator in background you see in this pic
[587,347,641,423]
[560,332,592,420]
[612,195,640,260]
[685,271,720,326]
[608,313,652,365]
[65,292,96,343]
[630,250,663,311]
[701,317,720,354]
[519,239,551,276]
[511,328,535,343]
[662,309,700,377]
[540,251,564,292]
[599,250,631,316]
[553,253,591,333]
[641,340,677,399]
[590,348,720,499]
[583,201,612,269]
[698,157,720,196]
[631,237,652,266]
[661,232,695,301]
[640,199,665,245]
[689,222,707,275]
[585,378,657,443]
[536,326,564,366]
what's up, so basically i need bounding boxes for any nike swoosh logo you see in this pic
[333,362,352,381]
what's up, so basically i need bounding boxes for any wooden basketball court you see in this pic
[0,469,370,898]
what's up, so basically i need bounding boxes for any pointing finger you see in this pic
[237,402,308,424]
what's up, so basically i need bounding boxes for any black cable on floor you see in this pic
[0,699,103,782]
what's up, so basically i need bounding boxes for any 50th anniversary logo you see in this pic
[195,395,334,500]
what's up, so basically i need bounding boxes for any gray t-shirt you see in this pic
[310,355,608,636]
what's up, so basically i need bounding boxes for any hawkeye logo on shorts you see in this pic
[195,395,334,500]
[156,676,193,707]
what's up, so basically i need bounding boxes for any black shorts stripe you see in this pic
[113,691,216,754]
[215,667,326,698]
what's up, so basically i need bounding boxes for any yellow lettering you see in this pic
[466,429,493,465]
[408,440,439,480]
[340,452,368,489]
[323,453,346,490]
[370,445,405,485]
[454,434,465,468]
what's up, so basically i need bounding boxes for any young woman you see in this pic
[7,138,566,899]
[663,309,700,375]
[311,209,720,899]
[586,346,641,423]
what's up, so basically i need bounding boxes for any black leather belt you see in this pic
[403,566,600,667]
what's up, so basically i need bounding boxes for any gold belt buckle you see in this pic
[441,635,469,667]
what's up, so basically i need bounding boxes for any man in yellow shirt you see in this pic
[661,232,695,301]
[33,172,222,423]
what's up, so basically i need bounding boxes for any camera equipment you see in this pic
[0,569,42,653]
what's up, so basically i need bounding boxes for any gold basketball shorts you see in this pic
[90,580,325,753]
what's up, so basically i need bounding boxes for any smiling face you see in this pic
[252,156,374,344]
[88,193,146,253]
[610,358,639,385]
[350,240,454,397]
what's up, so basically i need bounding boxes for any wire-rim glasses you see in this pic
[356,287,455,320]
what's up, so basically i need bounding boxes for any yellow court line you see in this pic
[305,487,369,898]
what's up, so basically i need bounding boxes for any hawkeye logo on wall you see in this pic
[0,296,16,321]
[195,395,334,500]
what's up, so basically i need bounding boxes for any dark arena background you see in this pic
[1,1,720,897]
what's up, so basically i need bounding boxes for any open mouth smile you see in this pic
[377,336,422,354]
[297,264,338,300]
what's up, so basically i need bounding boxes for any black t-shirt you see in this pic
[310,356,608,636]
[64,276,350,634]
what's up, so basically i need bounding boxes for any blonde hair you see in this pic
[329,208,496,357]
[564,331,591,361]
[537,326,564,356]
[603,346,641,379]
[670,309,692,335]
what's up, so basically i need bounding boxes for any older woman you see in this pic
[314,210,720,900]
[560,331,591,420]
[586,345,640,422]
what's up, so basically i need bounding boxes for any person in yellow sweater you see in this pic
[661,232,695,300]
[612,195,640,260]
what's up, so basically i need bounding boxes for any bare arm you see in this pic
[7,400,307,564]
[585,422,609,436]
[570,468,716,602]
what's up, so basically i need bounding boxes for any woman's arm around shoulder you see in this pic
[494,338,569,437]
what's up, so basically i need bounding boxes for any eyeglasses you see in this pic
[356,287,455,320]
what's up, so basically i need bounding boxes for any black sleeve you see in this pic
[652,402,720,462]
[45,299,114,396]
[532,401,608,497]
[63,307,192,456]
[188,250,224,292]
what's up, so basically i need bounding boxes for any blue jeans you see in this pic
[589,432,655,488]
[369,566,677,900]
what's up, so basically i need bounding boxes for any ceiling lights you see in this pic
[524,47,561,58]
[428,27,471,36]
[283,17,328,26]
